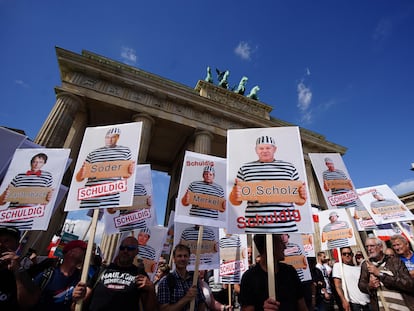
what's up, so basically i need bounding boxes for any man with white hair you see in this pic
[230,135,307,233]
[358,236,414,311]
[390,234,414,278]
[76,127,135,209]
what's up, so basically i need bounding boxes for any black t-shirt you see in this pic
[0,268,18,311]
[239,262,304,311]
[87,263,147,311]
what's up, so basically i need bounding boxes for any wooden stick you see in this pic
[189,225,203,311]
[266,234,276,299]
[228,284,232,306]
[74,208,100,311]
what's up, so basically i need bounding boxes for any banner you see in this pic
[227,127,313,234]
[65,122,141,212]
[0,148,70,230]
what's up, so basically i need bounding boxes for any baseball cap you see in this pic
[63,240,87,254]
[256,136,276,146]
[0,226,21,241]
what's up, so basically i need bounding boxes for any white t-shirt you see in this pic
[332,262,370,305]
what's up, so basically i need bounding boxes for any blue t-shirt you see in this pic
[33,266,81,311]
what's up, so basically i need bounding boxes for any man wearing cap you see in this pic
[322,157,362,209]
[0,152,54,230]
[84,236,158,310]
[230,135,307,233]
[32,239,88,311]
[322,211,351,249]
[76,127,135,209]
[0,226,39,310]
[181,165,226,220]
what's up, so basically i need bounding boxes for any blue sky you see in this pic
[2,1,414,232]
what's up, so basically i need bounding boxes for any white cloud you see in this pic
[15,80,29,88]
[297,82,312,111]
[373,18,392,42]
[121,46,137,65]
[306,68,311,76]
[391,179,414,196]
[234,41,252,60]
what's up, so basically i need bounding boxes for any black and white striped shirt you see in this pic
[188,181,224,219]
[80,145,131,209]
[237,159,299,233]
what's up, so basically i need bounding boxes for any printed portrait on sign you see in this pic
[358,184,414,225]
[175,151,227,228]
[309,153,365,212]
[65,122,141,212]
[319,209,356,251]
[174,222,220,271]
[227,127,313,234]
[103,164,156,234]
[0,148,70,230]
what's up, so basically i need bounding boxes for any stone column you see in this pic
[193,130,213,154]
[132,113,155,163]
[35,91,84,147]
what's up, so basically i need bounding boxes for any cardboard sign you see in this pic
[181,239,217,254]
[220,247,244,262]
[238,180,305,204]
[83,160,133,179]
[371,204,406,215]
[188,191,225,211]
[322,228,352,242]
[282,255,307,269]
[6,186,51,204]
[324,179,353,190]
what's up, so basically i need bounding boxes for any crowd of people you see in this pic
[1,224,414,311]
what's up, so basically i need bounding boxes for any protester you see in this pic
[32,239,88,311]
[154,262,170,293]
[157,243,206,310]
[358,236,414,311]
[0,226,39,310]
[390,234,414,278]
[199,270,232,310]
[239,234,307,310]
[84,236,158,311]
[315,251,334,311]
[332,247,370,311]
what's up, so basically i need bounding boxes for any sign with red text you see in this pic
[65,122,141,212]
[0,148,70,230]
[175,151,227,228]
[227,127,312,234]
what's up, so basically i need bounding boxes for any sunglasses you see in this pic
[119,245,138,251]
[341,252,353,256]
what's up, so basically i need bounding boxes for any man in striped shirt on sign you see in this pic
[230,135,307,233]
[76,127,134,209]
[181,165,225,220]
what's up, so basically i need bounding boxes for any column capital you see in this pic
[132,113,155,125]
